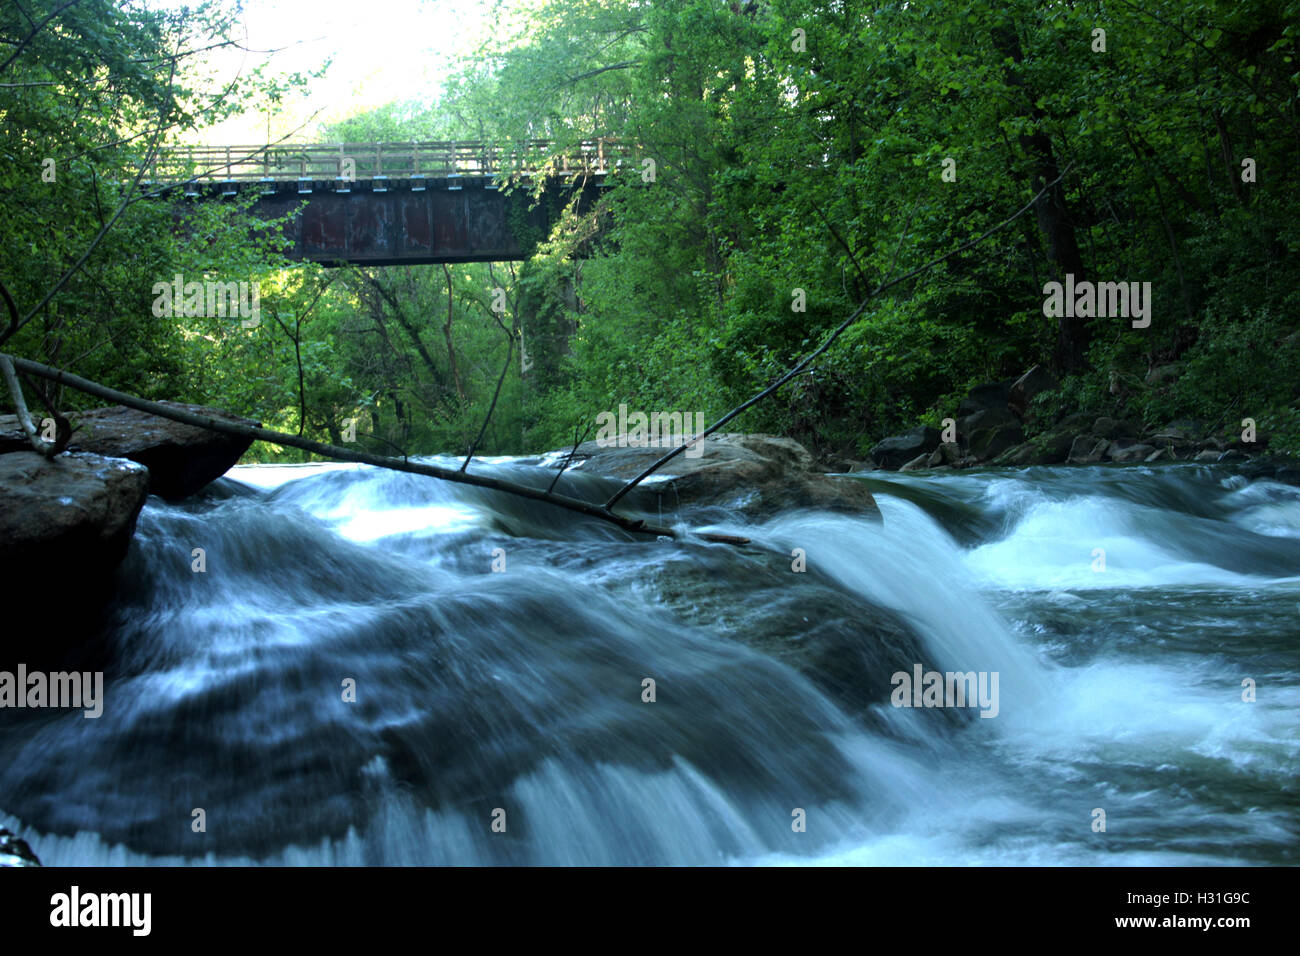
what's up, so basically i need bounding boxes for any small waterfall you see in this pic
[2,460,1296,865]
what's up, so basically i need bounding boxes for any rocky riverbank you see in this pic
[833,365,1296,482]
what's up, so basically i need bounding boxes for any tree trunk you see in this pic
[992,25,1090,374]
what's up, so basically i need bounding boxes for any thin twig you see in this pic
[547,418,594,493]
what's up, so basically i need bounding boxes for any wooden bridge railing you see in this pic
[148,139,633,183]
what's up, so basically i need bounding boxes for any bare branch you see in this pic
[4,353,749,545]
[461,326,515,472]
[605,163,1077,509]
[547,418,594,494]
[0,354,57,456]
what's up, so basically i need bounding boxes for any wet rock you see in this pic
[1107,440,1156,462]
[1145,447,1173,463]
[993,442,1040,466]
[1194,449,1221,462]
[868,425,942,470]
[1068,435,1110,464]
[899,452,930,472]
[0,829,41,867]
[926,442,961,467]
[0,451,149,662]
[960,408,1024,460]
[565,433,879,518]
[2,402,258,500]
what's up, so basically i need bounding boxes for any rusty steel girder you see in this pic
[189,176,606,266]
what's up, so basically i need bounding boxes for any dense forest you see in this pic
[3,0,1298,462]
[5,0,1300,885]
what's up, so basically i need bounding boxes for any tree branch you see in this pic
[3,353,748,545]
[0,0,83,75]
[604,163,1076,509]
[0,354,57,456]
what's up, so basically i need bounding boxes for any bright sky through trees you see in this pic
[179,0,525,143]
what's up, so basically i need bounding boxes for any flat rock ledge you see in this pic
[1,401,257,500]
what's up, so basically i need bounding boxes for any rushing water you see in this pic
[2,459,1296,865]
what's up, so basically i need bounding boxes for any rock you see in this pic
[869,425,942,470]
[824,457,868,473]
[1068,435,1110,463]
[1092,417,1141,440]
[959,408,1024,460]
[1007,365,1058,418]
[956,381,1014,418]
[1217,449,1248,463]
[1144,364,1183,386]
[0,451,149,661]
[994,442,1042,466]
[1027,416,1091,464]
[1194,449,1221,462]
[1,402,258,500]
[1154,419,1204,442]
[1196,437,1225,452]
[564,433,879,518]
[0,829,40,867]
[960,407,1019,432]
[926,442,961,467]
[899,452,930,472]
[1145,447,1172,463]
[1107,441,1156,462]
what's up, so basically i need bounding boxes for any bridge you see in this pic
[151,140,633,266]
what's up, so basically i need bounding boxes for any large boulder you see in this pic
[869,425,941,470]
[1007,365,1058,419]
[956,381,1014,417]
[2,402,257,499]
[0,451,149,660]
[563,433,879,518]
[959,407,1024,461]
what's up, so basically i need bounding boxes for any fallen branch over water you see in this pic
[3,353,750,546]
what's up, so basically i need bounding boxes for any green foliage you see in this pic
[8,0,1300,465]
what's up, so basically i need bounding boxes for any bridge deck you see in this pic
[151,139,633,183]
